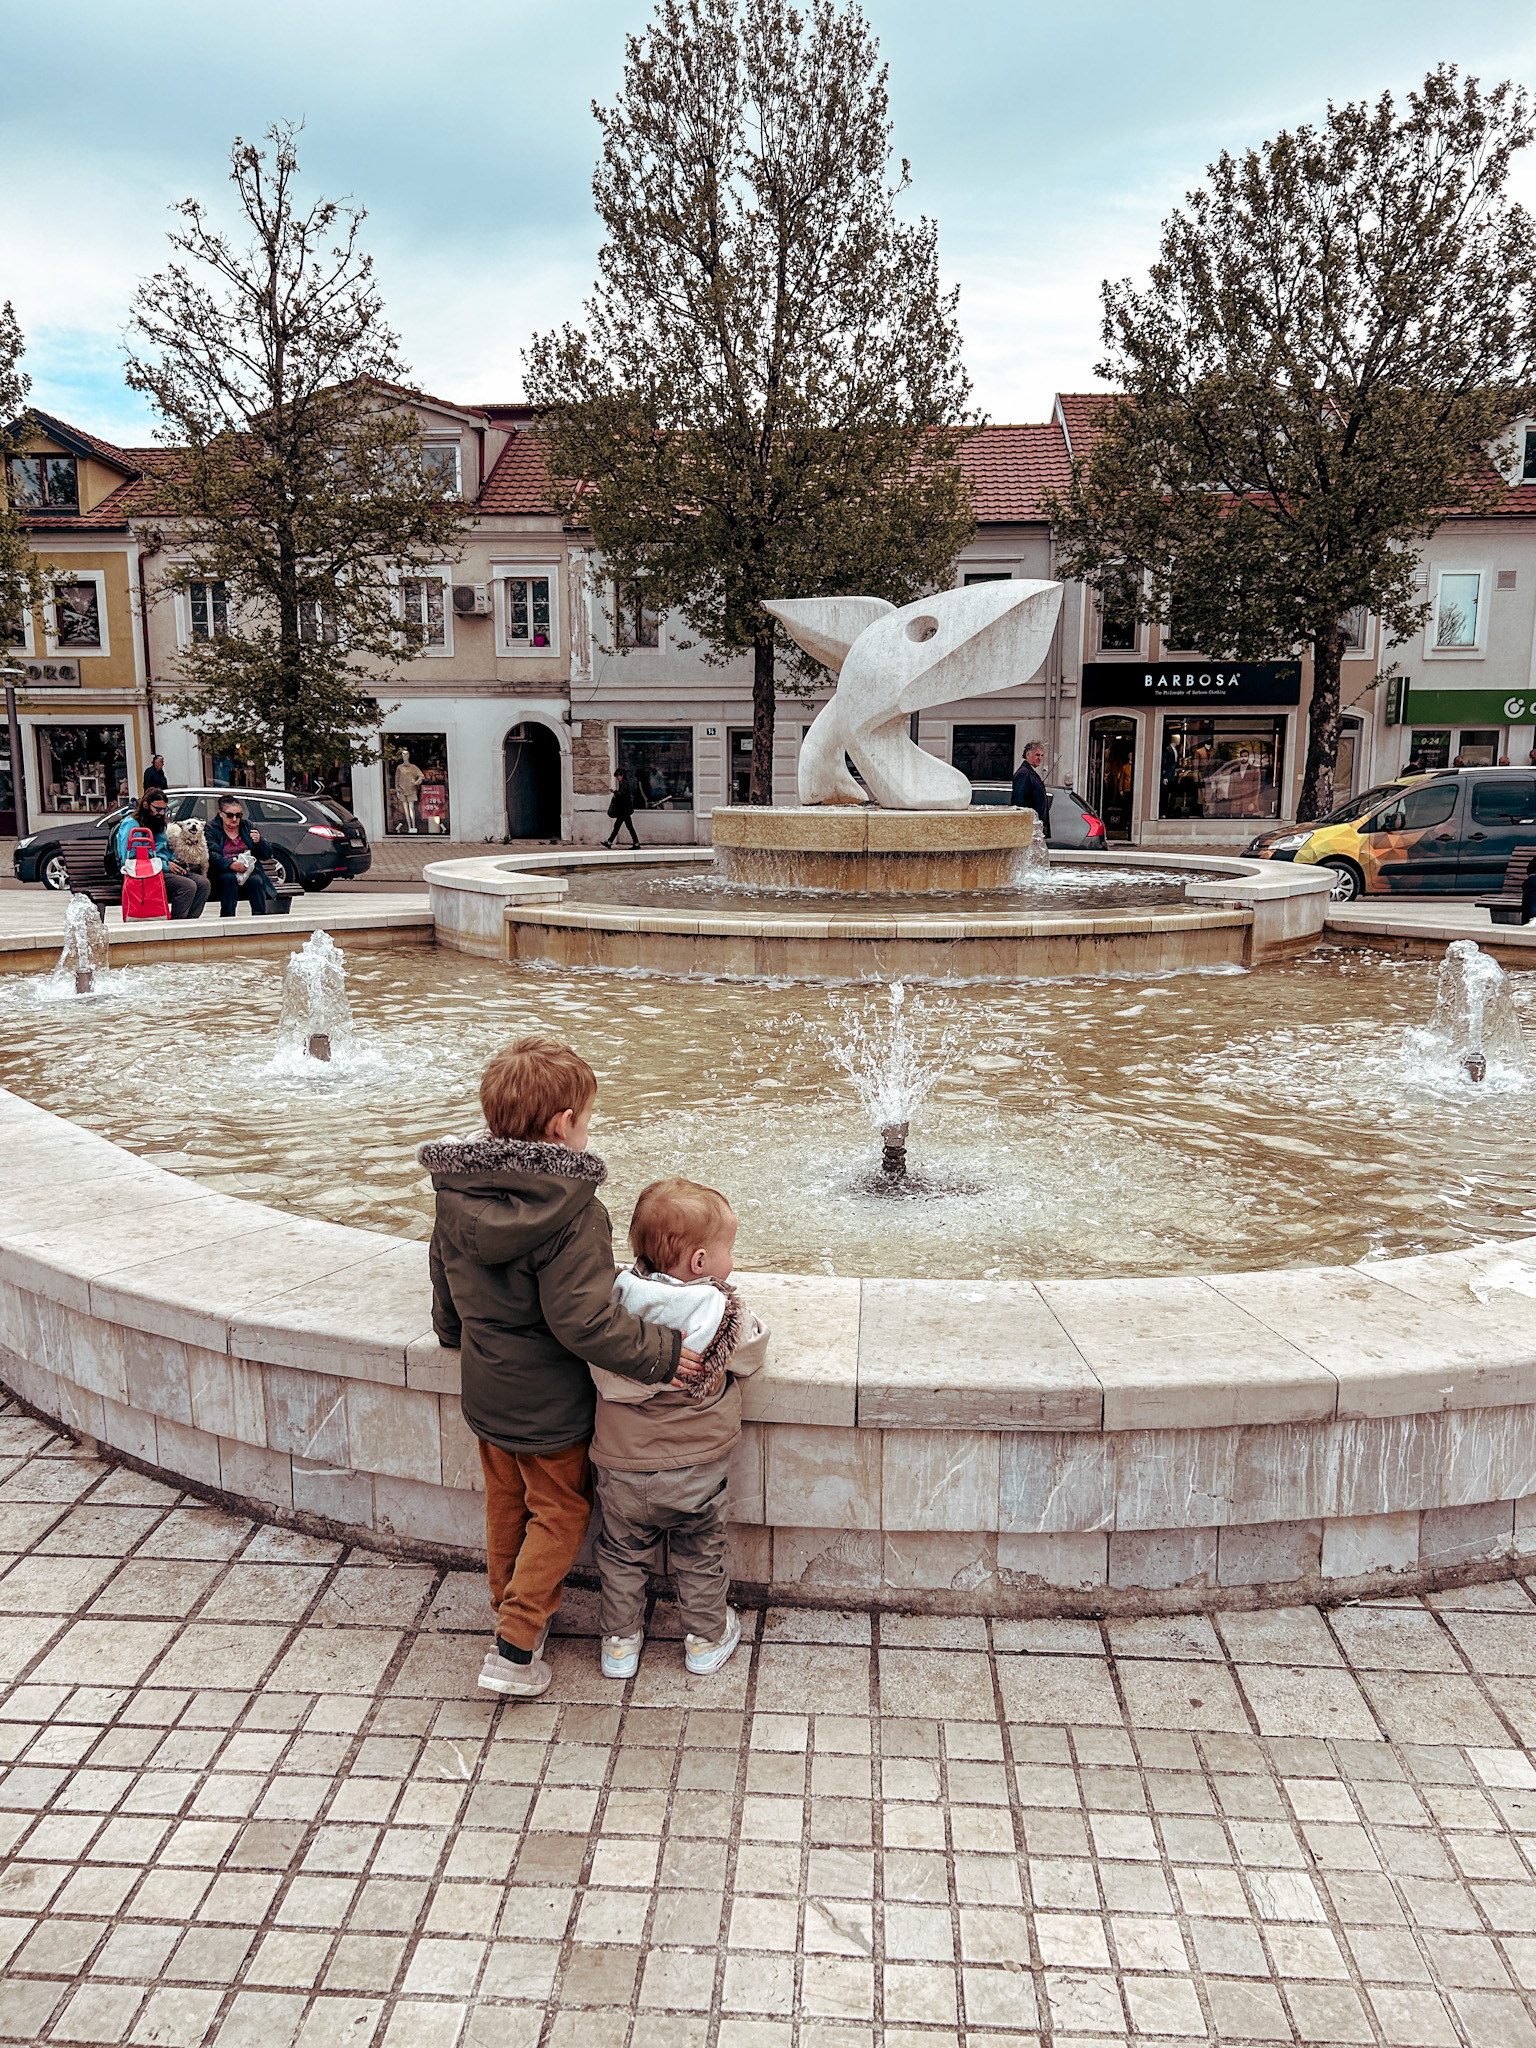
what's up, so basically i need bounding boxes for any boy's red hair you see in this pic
[480,1036,597,1140]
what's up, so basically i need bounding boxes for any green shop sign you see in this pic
[1407,687,1536,725]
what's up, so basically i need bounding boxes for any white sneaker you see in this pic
[685,1608,742,1676]
[478,1648,551,1697]
[602,1631,644,1679]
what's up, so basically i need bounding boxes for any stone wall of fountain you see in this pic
[4,1078,1536,1615]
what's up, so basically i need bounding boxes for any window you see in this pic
[1098,598,1137,651]
[1470,777,1536,824]
[1369,782,1458,832]
[52,582,102,649]
[400,577,446,648]
[420,441,462,497]
[504,574,553,649]
[616,727,693,809]
[1340,605,1369,649]
[8,455,78,512]
[613,582,660,649]
[298,598,339,644]
[729,729,753,804]
[189,580,228,640]
[1456,728,1500,767]
[1407,728,1451,771]
[963,572,1011,584]
[243,797,306,824]
[383,733,450,834]
[1158,716,1285,820]
[1524,428,1536,481]
[952,724,1016,782]
[1433,571,1481,648]
[35,725,126,814]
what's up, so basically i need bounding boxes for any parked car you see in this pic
[13,788,371,892]
[1292,767,1536,900]
[1243,778,1425,861]
[968,783,1108,851]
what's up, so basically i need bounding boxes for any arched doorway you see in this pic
[1087,716,1137,840]
[503,722,561,840]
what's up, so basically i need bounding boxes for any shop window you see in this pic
[36,725,126,814]
[421,441,461,497]
[203,754,268,789]
[952,724,1016,783]
[8,455,78,512]
[504,574,553,649]
[52,582,101,649]
[617,727,693,809]
[189,580,228,640]
[400,577,446,648]
[614,583,660,649]
[1433,571,1482,649]
[1455,729,1500,767]
[1158,715,1285,821]
[1407,728,1451,772]
[287,761,355,812]
[384,733,450,835]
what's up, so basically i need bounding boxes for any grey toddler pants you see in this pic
[591,1455,732,1642]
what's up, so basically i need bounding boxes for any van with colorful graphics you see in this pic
[1243,776,1426,863]
[1293,769,1536,901]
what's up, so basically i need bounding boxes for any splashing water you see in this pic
[822,981,973,1186]
[42,897,111,999]
[274,931,356,1069]
[1404,939,1527,1089]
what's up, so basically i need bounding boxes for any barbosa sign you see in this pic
[1081,661,1303,707]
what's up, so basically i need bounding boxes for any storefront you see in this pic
[34,724,128,814]
[616,727,694,811]
[383,733,451,835]
[1400,687,1536,772]
[1080,662,1303,841]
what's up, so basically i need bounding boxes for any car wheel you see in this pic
[40,848,67,891]
[1323,859,1364,903]
[300,876,332,892]
[271,852,299,888]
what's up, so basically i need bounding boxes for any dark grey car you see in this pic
[14,788,371,891]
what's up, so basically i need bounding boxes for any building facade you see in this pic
[2,415,154,835]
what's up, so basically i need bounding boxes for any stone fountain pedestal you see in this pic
[710,804,1037,892]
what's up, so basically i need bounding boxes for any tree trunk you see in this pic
[749,633,776,806]
[1297,624,1345,823]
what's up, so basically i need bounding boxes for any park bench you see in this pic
[62,836,297,916]
[1475,845,1536,927]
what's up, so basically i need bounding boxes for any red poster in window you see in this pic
[419,782,447,818]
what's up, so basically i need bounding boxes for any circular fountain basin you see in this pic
[711,802,1037,890]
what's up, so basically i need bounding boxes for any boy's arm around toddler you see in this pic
[534,1207,681,1386]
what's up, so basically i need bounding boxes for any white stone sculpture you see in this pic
[766,580,1063,809]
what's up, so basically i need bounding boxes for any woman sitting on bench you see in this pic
[206,796,276,918]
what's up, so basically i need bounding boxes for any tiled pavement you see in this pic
[6,1411,1536,2046]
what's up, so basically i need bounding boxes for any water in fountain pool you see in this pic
[556,856,1192,916]
[0,946,1528,1276]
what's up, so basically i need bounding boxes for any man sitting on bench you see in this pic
[207,796,276,918]
[114,791,209,920]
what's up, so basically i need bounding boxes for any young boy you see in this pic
[589,1177,767,1679]
[420,1038,704,1700]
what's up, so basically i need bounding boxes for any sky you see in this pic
[5,0,1536,445]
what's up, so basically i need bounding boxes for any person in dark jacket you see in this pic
[1010,740,1051,838]
[142,754,168,793]
[603,769,640,849]
[205,794,275,916]
[419,1035,704,1700]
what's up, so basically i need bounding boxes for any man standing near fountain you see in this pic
[419,1037,706,1700]
[1010,739,1051,838]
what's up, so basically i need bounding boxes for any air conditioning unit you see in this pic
[452,583,492,616]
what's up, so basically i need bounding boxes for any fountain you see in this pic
[48,897,110,998]
[825,981,966,1193]
[275,930,355,1067]
[1423,939,1526,1085]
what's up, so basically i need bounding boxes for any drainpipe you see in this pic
[136,538,158,757]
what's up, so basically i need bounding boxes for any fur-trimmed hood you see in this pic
[419,1129,608,1271]
[417,1130,607,1187]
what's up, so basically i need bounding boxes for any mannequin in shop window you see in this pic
[394,750,424,833]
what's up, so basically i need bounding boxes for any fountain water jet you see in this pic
[49,898,110,998]
[825,981,967,1192]
[276,931,355,1068]
[1426,940,1526,1084]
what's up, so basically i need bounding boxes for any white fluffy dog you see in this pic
[166,817,209,876]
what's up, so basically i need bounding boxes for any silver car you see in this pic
[968,783,1108,850]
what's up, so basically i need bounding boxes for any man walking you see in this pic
[1010,739,1051,840]
[603,769,641,850]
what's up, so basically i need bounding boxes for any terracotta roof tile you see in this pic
[1053,392,1118,458]
[959,423,1071,521]
[24,477,149,533]
[24,411,144,477]
[478,429,559,515]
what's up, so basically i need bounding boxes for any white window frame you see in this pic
[1424,565,1490,660]
[494,562,560,658]
[1095,588,1144,657]
[611,579,663,651]
[176,577,231,650]
[1339,605,1376,661]
[5,595,35,655]
[421,439,463,500]
[44,569,109,658]
[392,566,455,659]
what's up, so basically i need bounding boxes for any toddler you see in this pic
[590,1177,767,1677]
